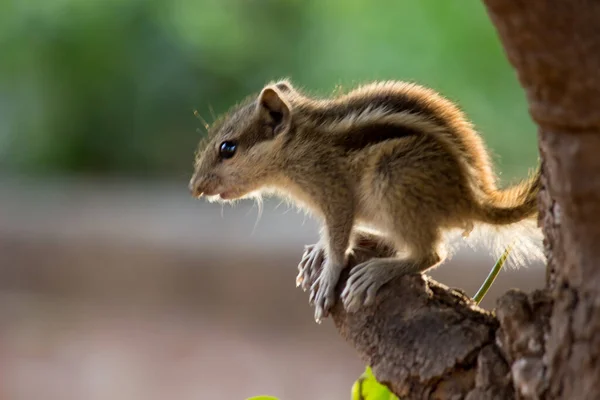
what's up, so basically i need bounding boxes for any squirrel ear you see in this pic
[257,86,291,135]
[273,80,294,94]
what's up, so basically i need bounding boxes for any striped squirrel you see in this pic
[189,80,543,323]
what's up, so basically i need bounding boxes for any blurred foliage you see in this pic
[0,0,538,180]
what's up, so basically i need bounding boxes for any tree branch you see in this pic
[331,269,499,398]
[324,248,551,399]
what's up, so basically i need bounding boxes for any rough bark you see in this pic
[321,1,600,399]
[483,1,600,399]
[327,251,550,400]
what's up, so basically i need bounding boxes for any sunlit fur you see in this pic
[191,79,544,311]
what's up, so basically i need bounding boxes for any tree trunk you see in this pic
[319,1,600,399]
[483,1,600,399]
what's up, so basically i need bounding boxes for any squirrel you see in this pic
[189,79,544,323]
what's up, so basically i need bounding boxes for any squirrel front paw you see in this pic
[296,243,325,291]
[309,263,342,324]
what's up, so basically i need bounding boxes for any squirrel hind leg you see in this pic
[350,230,397,260]
[341,248,443,313]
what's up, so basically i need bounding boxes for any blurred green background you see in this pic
[0,0,538,181]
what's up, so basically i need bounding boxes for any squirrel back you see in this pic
[284,80,544,267]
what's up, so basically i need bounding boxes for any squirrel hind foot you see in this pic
[341,254,441,312]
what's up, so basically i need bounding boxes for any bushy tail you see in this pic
[445,166,545,269]
[476,166,541,225]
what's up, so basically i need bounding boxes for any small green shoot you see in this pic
[473,245,513,305]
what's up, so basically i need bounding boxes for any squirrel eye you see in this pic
[219,141,237,159]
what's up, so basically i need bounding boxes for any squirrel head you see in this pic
[190,80,296,202]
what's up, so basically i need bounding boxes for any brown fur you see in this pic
[190,79,541,322]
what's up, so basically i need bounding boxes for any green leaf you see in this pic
[246,396,279,400]
[352,367,399,400]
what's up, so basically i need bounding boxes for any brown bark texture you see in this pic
[318,1,600,399]
[483,1,600,399]
[324,249,550,400]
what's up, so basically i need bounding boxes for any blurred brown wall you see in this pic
[0,175,544,400]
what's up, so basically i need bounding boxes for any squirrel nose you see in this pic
[189,177,203,197]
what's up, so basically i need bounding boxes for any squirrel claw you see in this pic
[341,259,393,313]
[311,263,341,323]
[297,243,325,292]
